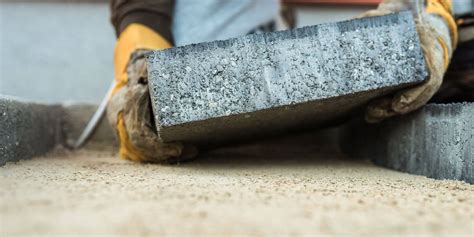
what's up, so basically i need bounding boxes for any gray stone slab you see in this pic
[0,96,64,165]
[0,97,117,165]
[340,103,474,184]
[148,11,428,144]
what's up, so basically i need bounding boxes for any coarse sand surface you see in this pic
[1,133,473,236]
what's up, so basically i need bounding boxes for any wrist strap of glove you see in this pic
[425,0,458,49]
[424,0,458,69]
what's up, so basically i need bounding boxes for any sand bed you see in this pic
[1,134,473,236]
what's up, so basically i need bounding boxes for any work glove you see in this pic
[359,0,458,122]
[107,23,197,163]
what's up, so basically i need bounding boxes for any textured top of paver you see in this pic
[147,11,427,143]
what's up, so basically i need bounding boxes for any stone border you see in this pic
[0,96,63,165]
[0,96,116,165]
[340,103,473,184]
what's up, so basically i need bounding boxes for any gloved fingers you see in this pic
[364,78,442,122]
[365,97,398,123]
[164,144,199,164]
[391,76,442,114]
[127,50,151,86]
[122,82,188,162]
[120,111,186,162]
[109,24,193,163]
[365,39,444,122]
[106,85,126,127]
[117,112,184,163]
[356,0,412,18]
[357,9,393,18]
[362,0,457,123]
[391,22,445,114]
[114,51,199,163]
[150,142,184,160]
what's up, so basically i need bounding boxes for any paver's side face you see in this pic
[386,103,473,183]
[148,12,426,128]
[0,97,62,165]
[342,103,473,184]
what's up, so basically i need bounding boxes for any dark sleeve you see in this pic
[110,0,175,44]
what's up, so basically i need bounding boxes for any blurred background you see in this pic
[0,0,471,104]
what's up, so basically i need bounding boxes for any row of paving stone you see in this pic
[1,96,472,183]
[0,96,116,165]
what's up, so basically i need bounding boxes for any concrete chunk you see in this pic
[340,103,474,184]
[148,12,428,144]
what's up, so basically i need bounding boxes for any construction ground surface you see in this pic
[1,132,473,237]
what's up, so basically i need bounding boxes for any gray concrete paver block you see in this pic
[340,103,474,184]
[0,96,64,165]
[0,97,117,165]
[148,12,428,144]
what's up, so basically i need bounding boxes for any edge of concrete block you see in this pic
[0,96,117,166]
[340,102,473,184]
[0,96,64,165]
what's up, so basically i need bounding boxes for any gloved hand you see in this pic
[107,23,197,163]
[359,0,458,122]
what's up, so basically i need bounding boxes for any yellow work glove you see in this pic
[107,23,197,163]
[359,0,458,122]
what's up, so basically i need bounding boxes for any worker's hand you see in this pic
[107,24,197,163]
[359,0,457,122]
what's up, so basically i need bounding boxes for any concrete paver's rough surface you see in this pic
[341,103,474,184]
[0,98,117,165]
[0,96,63,165]
[148,12,427,144]
[1,132,473,236]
